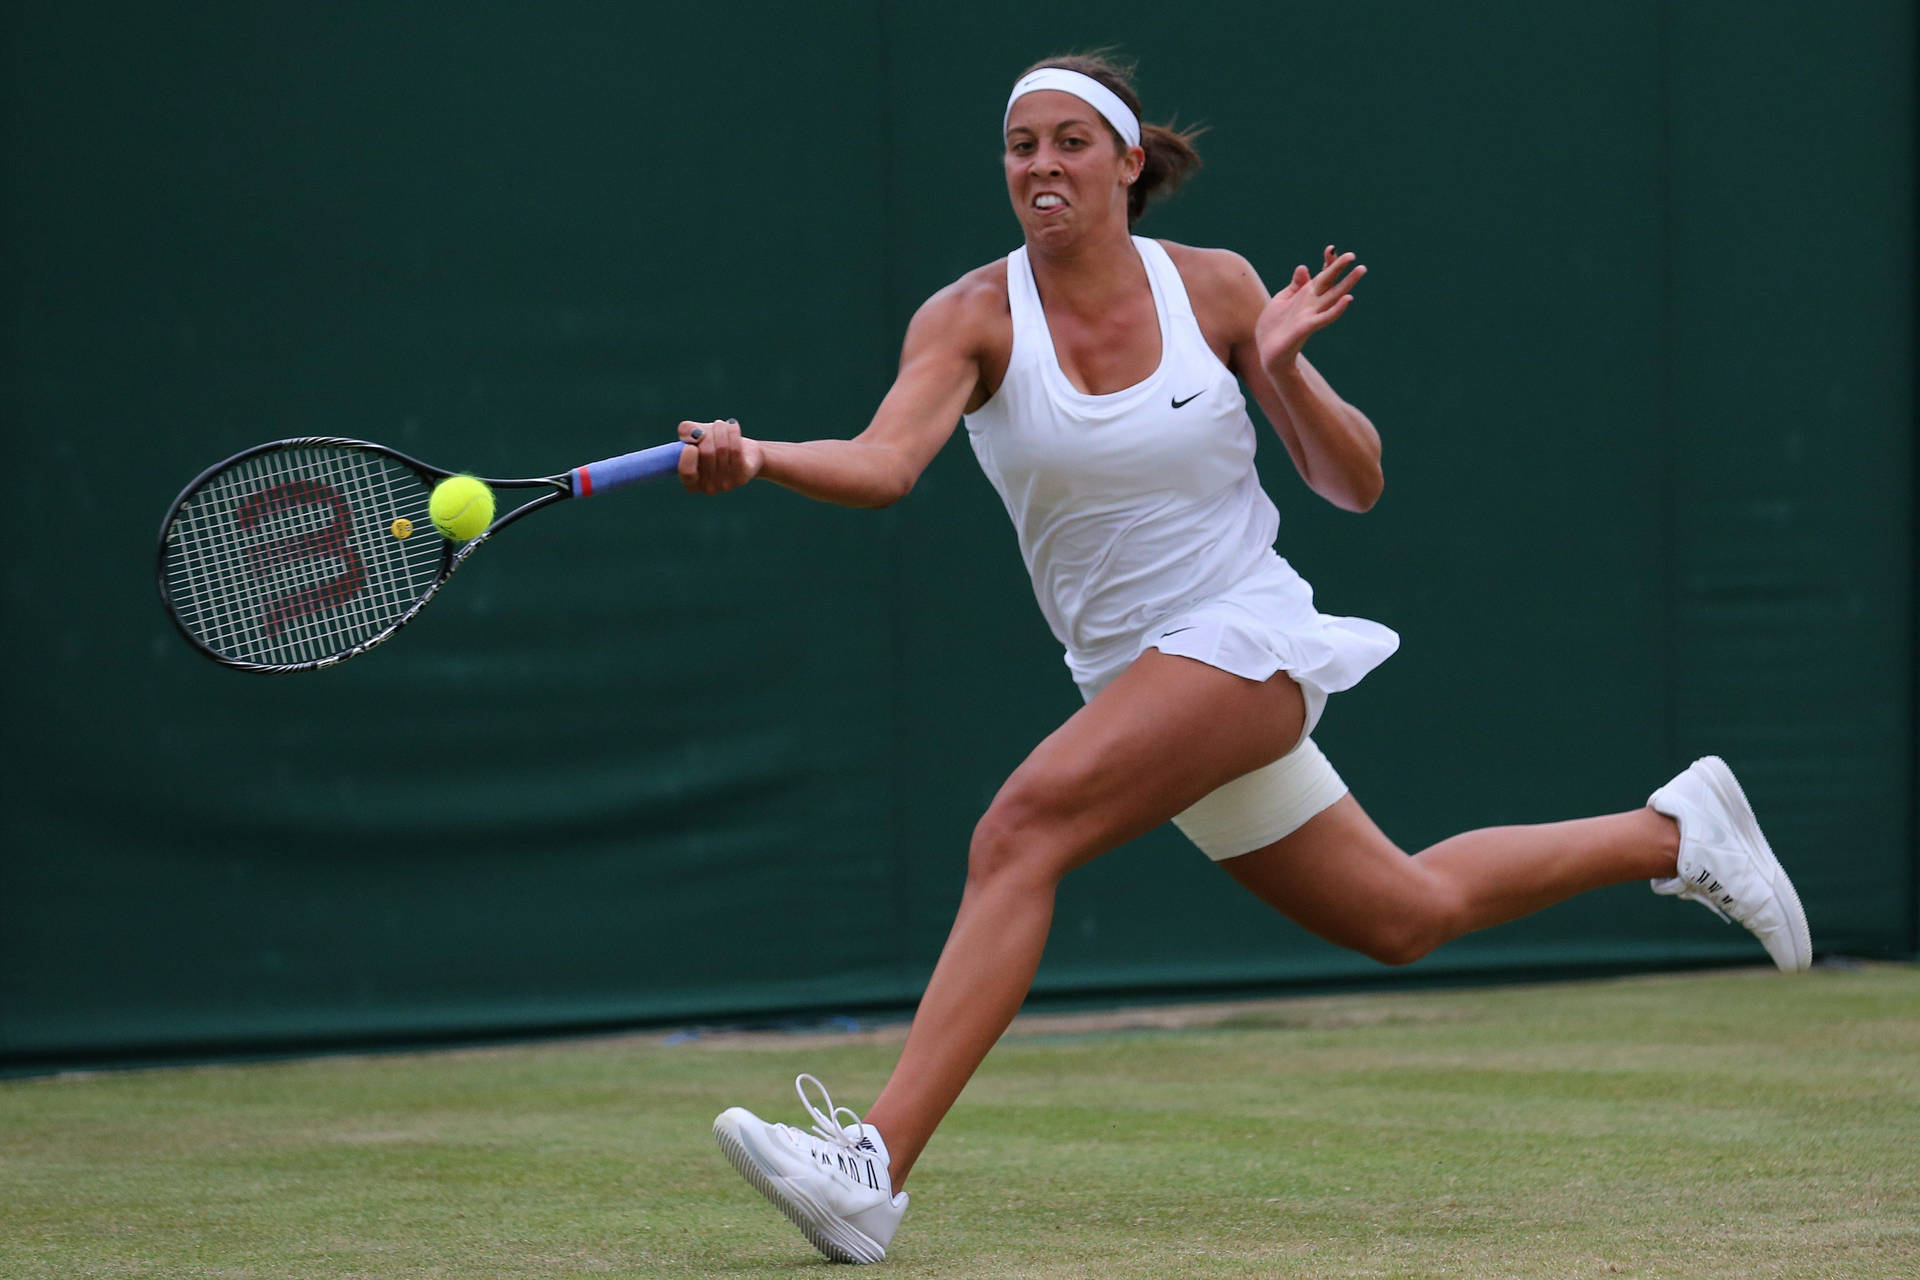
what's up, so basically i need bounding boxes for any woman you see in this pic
[692,55,1810,1264]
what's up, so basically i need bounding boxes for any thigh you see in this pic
[1216,792,1433,951]
[993,649,1307,873]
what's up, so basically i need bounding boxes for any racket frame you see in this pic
[156,436,572,674]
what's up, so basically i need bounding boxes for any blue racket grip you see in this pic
[570,441,685,497]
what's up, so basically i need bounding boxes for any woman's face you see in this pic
[1003,90,1141,246]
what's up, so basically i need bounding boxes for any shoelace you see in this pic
[795,1072,871,1151]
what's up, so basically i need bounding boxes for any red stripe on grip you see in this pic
[574,466,593,497]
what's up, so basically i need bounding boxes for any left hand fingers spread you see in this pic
[1299,292,1356,339]
[1320,262,1366,302]
[1312,251,1358,290]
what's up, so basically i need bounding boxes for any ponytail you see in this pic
[1131,121,1203,223]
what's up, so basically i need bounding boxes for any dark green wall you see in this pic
[2,1,1912,1068]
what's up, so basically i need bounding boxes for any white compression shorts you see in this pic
[1170,735,1348,861]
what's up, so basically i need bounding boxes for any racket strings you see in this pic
[163,445,442,665]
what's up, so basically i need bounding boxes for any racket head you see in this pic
[156,438,542,672]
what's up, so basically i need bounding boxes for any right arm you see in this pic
[677,277,998,508]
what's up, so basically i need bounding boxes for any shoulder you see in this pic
[1157,241,1268,309]
[1156,240,1267,345]
[914,260,1010,331]
[902,258,1012,358]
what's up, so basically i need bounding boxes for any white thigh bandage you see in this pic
[1171,736,1348,861]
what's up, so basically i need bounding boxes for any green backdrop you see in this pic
[2,1,1912,1070]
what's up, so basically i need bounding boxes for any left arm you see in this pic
[1189,244,1383,513]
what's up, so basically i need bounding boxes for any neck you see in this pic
[1025,218,1141,312]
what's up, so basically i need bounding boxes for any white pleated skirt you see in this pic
[1069,551,1399,722]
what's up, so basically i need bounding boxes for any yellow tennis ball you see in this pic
[429,475,495,541]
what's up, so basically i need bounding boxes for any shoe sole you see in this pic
[713,1111,885,1264]
[1696,755,1812,972]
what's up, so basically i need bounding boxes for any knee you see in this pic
[1348,877,1468,967]
[1355,922,1438,967]
[967,781,1075,892]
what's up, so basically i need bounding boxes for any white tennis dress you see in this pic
[963,236,1398,714]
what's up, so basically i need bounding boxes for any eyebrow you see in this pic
[1005,117,1097,136]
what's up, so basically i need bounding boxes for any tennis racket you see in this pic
[156,436,686,672]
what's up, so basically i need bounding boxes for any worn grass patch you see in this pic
[3,966,1916,1278]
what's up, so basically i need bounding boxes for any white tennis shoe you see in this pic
[713,1074,907,1264]
[1648,755,1811,972]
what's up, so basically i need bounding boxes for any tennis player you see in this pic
[687,54,1811,1264]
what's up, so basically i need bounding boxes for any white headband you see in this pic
[1003,68,1141,150]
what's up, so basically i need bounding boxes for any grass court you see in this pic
[4,965,1916,1278]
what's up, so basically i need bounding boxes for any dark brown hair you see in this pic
[1016,51,1203,223]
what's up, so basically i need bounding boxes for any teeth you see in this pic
[1034,194,1063,209]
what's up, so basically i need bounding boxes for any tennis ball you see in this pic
[429,475,495,541]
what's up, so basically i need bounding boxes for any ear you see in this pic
[1124,144,1145,186]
